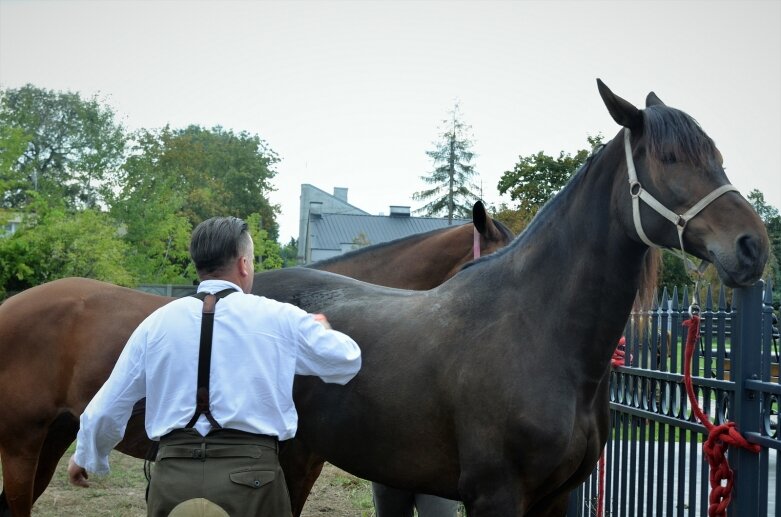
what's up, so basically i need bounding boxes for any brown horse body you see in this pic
[0,204,511,517]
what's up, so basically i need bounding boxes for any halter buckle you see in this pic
[629,181,642,198]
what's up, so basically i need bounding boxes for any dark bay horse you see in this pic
[0,204,511,517]
[240,81,768,515]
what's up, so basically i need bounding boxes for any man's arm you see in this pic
[295,312,362,384]
[68,324,148,484]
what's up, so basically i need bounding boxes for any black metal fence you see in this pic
[568,280,779,516]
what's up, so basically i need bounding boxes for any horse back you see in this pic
[0,278,170,414]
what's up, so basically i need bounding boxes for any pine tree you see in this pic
[413,102,479,223]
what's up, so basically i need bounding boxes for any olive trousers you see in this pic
[147,428,292,517]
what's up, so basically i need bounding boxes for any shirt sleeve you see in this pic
[73,322,148,475]
[292,310,362,385]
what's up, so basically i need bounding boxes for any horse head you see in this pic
[597,79,769,287]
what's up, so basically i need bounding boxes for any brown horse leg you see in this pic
[31,412,80,503]
[0,432,47,517]
[279,439,326,517]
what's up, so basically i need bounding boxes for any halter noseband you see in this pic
[623,128,739,269]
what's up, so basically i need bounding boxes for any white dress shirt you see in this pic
[74,279,361,475]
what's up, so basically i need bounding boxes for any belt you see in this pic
[157,428,279,461]
[157,443,267,461]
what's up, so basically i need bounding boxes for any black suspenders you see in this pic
[185,288,237,430]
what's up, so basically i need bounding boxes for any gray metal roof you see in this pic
[309,213,470,251]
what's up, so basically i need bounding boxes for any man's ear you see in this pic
[238,255,251,277]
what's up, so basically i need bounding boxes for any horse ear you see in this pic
[597,79,642,131]
[473,200,487,235]
[646,91,665,107]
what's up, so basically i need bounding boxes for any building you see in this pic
[0,212,22,238]
[297,184,469,264]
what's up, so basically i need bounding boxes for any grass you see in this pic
[1,445,465,516]
[0,445,148,516]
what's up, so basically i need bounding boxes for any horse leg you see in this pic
[457,459,526,517]
[525,491,570,517]
[278,438,325,517]
[0,431,48,517]
[31,412,80,503]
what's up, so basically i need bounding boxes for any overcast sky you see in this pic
[1,0,779,242]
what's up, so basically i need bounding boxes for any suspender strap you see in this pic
[185,288,237,430]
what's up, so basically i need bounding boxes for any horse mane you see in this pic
[309,224,468,268]
[643,105,719,170]
[635,248,660,311]
[462,143,660,311]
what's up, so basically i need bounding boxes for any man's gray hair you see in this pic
[190,216,251,274]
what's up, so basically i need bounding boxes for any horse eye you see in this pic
[661,154,677,164]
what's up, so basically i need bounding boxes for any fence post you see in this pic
[729,281,763,516]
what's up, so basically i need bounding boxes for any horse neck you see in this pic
[311,225,470,288]
[493,139,648,375]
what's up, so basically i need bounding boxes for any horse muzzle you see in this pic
[708,231,769,287]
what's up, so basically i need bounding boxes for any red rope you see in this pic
[682,315,760,517]
[611,336,631,368]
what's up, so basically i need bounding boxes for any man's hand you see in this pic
[312,313,332,330]
[68,456,90,488]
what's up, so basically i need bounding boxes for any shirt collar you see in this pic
[196,279,243,294]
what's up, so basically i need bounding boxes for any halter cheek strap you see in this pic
[623,128,740,270]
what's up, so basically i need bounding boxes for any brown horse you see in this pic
[0,203,511,517]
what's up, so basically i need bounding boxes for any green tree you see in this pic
[110,125,283,282]
[109,129,194,284]
[0,124,28,197]
[279,237,299,267]
[747,189,781,306]
[658,250,693,294]
[121,125,280,238]
[0,84,126,209]
[490,202,530,236]
[0,199,135,296]
[498,135,604,222]
[245,213,284,270]
[413,102,480,223]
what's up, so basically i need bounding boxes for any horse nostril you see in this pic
[736,234,762,266]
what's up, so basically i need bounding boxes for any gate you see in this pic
[568,280,779,516]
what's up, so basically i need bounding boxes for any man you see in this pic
[68,216,362,517]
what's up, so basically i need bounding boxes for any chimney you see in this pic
[309,201,323,218]
[389,206,411,217]
[333,187,348,203]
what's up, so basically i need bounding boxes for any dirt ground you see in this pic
[2,451,375,516]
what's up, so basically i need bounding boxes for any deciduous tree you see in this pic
[497,135,603,222]
[0,84,126,209]
[0,199,135,296]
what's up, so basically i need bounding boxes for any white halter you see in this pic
[623,128,739,270]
